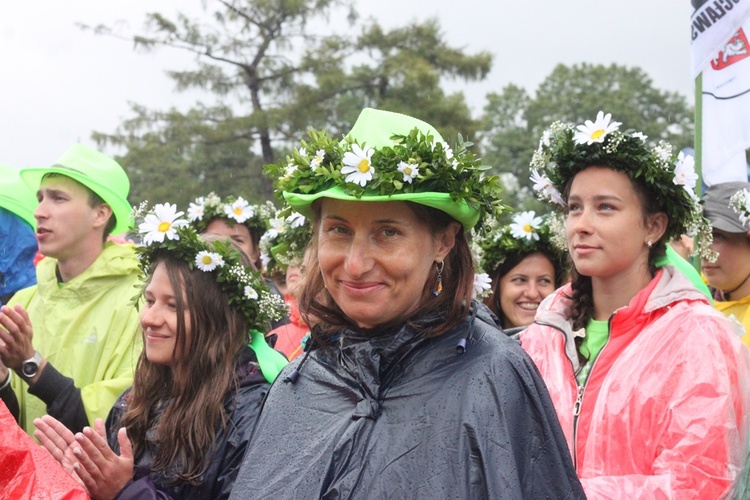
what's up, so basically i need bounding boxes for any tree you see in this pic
[481,63,694,218]
[85,1,491,207]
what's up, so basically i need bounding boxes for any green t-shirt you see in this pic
[576,319,609,385]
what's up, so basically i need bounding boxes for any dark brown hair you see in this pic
[43,172,116,239]
[121,254,249,485]
[298,201,475,341]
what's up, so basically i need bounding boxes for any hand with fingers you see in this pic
[33,415,87,489]
[0,304,36,371]
[70,418,134,500]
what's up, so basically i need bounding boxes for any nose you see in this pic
[569,209,592,236]
[33,198,47,221]
[344,233,374,278]
[524,282,543,299]
[140,304,163,330]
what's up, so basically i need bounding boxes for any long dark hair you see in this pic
[298,201,475,341]
[121,254,249,485]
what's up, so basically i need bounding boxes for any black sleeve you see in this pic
[27,362,89,433]
[0,375,19,422]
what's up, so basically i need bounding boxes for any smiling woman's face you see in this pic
[317,199,454,329]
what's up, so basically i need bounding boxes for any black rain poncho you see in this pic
[230,303,583,499]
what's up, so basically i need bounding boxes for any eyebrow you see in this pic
[323,214,406,225]
[568,194,623,203]
[37,187,68,198]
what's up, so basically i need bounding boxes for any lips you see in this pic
[517,302,539,311]
[340,281,384,297]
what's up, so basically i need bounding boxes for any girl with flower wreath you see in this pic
[228,108,584,498]
[33,203,287,499]
[474,211,568,332]
[520,111,750,498]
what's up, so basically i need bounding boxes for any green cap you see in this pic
[21,144,133,235]
[281,108,487,230]
[0,163,38,229]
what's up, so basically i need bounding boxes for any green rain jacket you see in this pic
[9,242,142,435]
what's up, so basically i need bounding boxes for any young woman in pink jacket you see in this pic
[521,112,750,498]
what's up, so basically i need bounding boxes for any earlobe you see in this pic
[93,204,113,230]
[647,212,668,243]
[435,222,461,261]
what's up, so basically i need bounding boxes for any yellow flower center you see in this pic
[158,221,171,232]
[234,207,243,215]
[523,224,532,233]
[404,166,413,175]
[201,255,213,265]
[591,129,605,140]
[358,159,370,173]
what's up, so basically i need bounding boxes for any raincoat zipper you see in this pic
[570,313,614,468]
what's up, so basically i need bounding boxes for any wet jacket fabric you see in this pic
[267,295,308,361]
[107,347,269,500]
[0,208,37,304]
[520,266,750,499]
[9,242,142,435]
[230,302,584,499]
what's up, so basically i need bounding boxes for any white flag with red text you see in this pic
[692,1,750,185]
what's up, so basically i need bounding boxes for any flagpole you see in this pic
[694,71,703,273]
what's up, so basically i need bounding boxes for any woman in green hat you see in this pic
[33,203,287,499]
[229,108,583,498]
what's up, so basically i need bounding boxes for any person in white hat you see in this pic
[0,144,142,437]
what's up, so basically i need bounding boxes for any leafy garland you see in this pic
[265,127,507,229]
[259,210,313,274]
[134,203,286,332]
[472,211,568,275]
[186,192,276,235]
[529,112,715,261]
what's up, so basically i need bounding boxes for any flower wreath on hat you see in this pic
[730,188,750,231]
[134,202,288,382]
[529,111,715,261]
[266,127,506,230]
[259,210,312,275]
[186,192,276,234]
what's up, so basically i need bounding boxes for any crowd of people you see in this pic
[1,107,749,499]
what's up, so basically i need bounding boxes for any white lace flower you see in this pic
[139,203,189,245]
[472,273,492,299]
[397,161,419,183]
[194,251,224,272]
[672,152,698,198]
[244,286,259,300]
[573,111,621,145]
[260,252,272,271]
[510,211,543,241]
[730,189,750,227]
[530,169,565,206]
[341,144,375,187]
[224,196,254,223]
[187,197,205,222]
[310,149,326,171]
[288,212,306,228]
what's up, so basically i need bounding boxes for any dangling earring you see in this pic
[433,261,444,296]
[647,239,653,248]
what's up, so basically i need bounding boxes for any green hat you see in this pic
[271,108,505,230]
[20,143,133,235]
[0,163,37,229]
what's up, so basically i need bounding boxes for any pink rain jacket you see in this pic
[520,266,750,499]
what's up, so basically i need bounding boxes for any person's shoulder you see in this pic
[6,283,38,307]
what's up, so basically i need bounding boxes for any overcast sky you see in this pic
[1,0,693,168]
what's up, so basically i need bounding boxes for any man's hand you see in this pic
[0,304,35,372]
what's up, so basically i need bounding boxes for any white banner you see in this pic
[701,17,750,185]
[692,0,750,77]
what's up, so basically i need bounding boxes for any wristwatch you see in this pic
[21,350,43,378]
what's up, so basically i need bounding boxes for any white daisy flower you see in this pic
[187,197,205,222]
[573,111,621,145]
[285,162,298,176]
[310,149,326,171]
[397,161,419,183]
[225,196,254,223]
[244,286,259,300]
[530,169,565,206]
[672,152,698,192]
[264,217,286,240]
[287,212,306,228]
[472,273,493,299]
[632,132,648,143]
[341,144,375,187]
[260,252,272,271]
[298,147,307,157]
[139,203,189,245]
[432,141,458,169]
[194,251,225,272]
[510,211,543,241]
[539,129,552,149]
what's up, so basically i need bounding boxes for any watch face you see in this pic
[22,361,38,378]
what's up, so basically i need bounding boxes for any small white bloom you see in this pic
[539,129,552,149]
[187,197,205,222]
[397,161,419,183]
[472,273,493,299]
[632,132,648,143]
[244,286,259,300]
[225,196,254,223]
[285,162,298,176]
[672,152,698,192]
[260,252,272,271]
[530,169,565,206]
[194,251,225,272]
[510,211,543,241]
[287,212,306,228]
[341,144,375,187]
[573,111,621,145]
[139,203,189,245]
[310,149,326,171]
[264,217,286,240]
